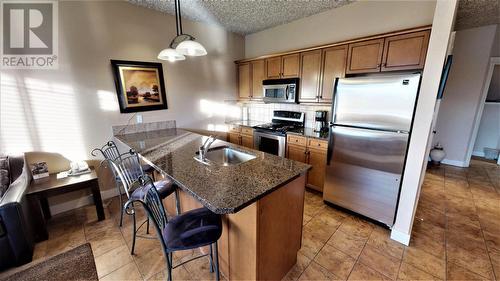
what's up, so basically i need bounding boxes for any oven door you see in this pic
[263,85,289,103]
[254,131,286,157]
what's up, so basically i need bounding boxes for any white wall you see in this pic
[391,0,458,245]
[433,25,498,166]
[245,0,436,58]
[0,1,244,161]
[473,103,500,157]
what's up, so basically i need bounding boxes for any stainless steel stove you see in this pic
[253,111,305,157]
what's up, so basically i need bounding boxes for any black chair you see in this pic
[125,175,222,281]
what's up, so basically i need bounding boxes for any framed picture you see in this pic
[111,60,168,113]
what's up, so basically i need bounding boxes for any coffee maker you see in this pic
[314,111,328,132]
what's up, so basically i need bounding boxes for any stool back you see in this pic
[91,141,121,161]
[107,150,145,198]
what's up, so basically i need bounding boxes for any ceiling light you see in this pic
[157,0,207,62]
[158,48,185,62]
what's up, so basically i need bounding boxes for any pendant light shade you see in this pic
[176,39,207,56]
[157,0,207,62]
[158,48,186,62]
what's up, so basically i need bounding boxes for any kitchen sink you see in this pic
[194,146,256,166]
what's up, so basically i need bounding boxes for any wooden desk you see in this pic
[27,169,105,241]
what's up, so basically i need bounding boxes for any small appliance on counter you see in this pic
[314,111,328,132]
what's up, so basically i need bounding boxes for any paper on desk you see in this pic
[57,171,69,179]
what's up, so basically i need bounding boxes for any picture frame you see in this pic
[110,60,168,113]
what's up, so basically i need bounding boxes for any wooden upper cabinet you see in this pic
[238,63,251,99]
[381,30,430,72]
[251,60,265,99]
[299,50,322,103]
[346,38,384,74]
[266,57,281,79]
[282,54,300,78]
[320,45,347,102]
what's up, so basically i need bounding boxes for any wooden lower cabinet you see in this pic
[306,148,327,191]
[163,175,306,281]
[286,135,328,192]
[228,126,254,149]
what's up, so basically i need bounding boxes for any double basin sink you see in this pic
[194,146,256,166]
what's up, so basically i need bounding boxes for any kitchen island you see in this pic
[114,128,310,280]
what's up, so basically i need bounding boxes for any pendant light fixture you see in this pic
[157,0,207,62]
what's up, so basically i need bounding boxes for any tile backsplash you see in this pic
[239,103,331,128]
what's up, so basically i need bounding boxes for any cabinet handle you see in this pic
[377,64,381,68]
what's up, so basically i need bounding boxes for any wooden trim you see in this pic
[235,25,432,63]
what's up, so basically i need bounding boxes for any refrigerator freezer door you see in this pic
[323,126,409,226]
[332,74,420,132]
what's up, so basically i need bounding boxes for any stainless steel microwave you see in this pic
[262,78,299,104]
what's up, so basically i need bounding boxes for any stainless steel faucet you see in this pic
[199,135,217,161]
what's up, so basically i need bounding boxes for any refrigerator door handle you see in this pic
[327,125,335,166]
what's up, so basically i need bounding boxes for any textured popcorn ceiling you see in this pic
[127,0,353,35]
[455,0,500,30]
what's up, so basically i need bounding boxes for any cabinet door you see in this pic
[286,144,307,163]
[266,57,282,79]
[238,63,251,99]
[251,60,265,99]
[346,39,384,74]
[229,133,241,145]
[299,50,322,103]
[320,45,347,102]
[306,148,327,192]
[241,135,254,149]
[381,30,430,72]
[282,54,300,78]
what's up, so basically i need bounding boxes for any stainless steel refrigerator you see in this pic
[323,73,421,227]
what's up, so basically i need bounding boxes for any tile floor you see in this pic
[26,159,499,280]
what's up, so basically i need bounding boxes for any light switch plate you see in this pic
[136,114,143,124]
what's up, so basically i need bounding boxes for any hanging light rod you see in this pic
[158,0,207,62]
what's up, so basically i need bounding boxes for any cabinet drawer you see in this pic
[229,125,241,133]
[241,126,254,136]
[287,135,307,146]
[308,139,328,150]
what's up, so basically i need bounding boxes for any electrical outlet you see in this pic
[136,114,143,124]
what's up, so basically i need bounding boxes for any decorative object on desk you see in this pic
[68,161,91,176]
[30,162,49,180]
[157,0,207,62]
[111,60,168,113]
[430,143,446,165]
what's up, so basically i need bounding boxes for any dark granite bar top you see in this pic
[287,127,329,140]
[114,129,311,214]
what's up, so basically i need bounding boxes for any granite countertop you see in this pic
[225,120,263,127]
[114,129,311,214]
[287,127,329,140]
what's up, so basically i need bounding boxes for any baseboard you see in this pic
[49,188,120,216]
[390,228,410,246]
[441,158,467,167]
[472,151,485,157]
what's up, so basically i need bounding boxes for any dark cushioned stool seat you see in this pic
[131,178,176,200]
[162,207,222,252]
[142,164,155,174]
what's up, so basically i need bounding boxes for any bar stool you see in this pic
[101,149,180,254]
[91,141,164,226]
[124,175,222,281]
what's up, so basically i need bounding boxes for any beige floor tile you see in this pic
[447,262,492,281]
[133,240,166,280]
[347,262,391,281]
[403,247,445,279]
[314,244,356,279]
[45,227,86,257]
[446,243,494,279]
[299,228,327,260]
[304,212,342,243]
[358,245,400,280]
[282,252,312,281]
[366,227,404,260]
[100,261,143,281]
[183,254,220,281]
[327,229,366,259]
[298,261,341,281]
[337,216,373,240]
[409,231,445,259]
[89,229,127,258]
[95,244,134,278]
[397,262,441,280]
[148,265,194,281]
[32,240,47,261]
